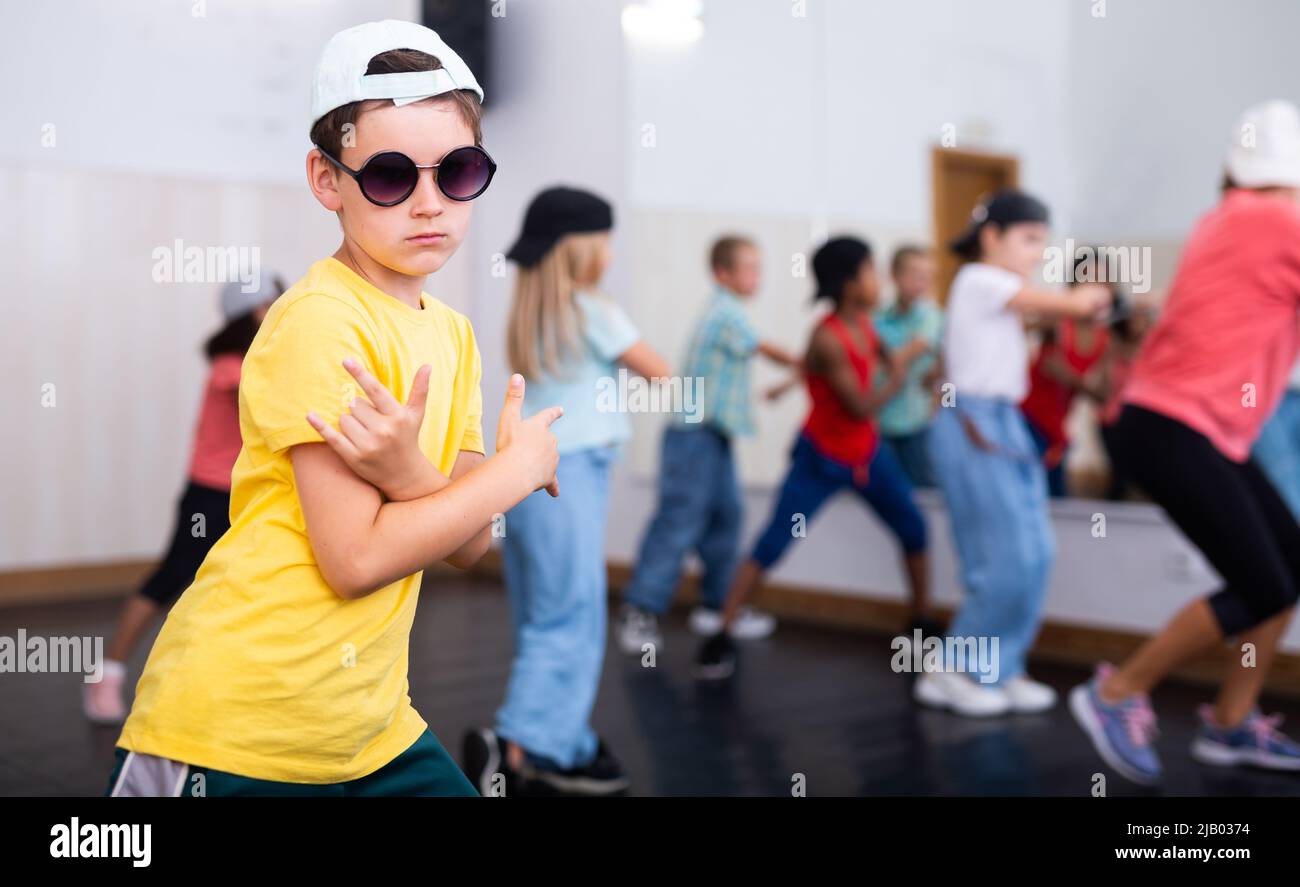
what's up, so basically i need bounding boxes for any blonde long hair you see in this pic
[506,232,610,378]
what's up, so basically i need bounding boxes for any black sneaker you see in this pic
[527,740,630,796]
[461,728,513,797]
[895,615,945,641]
[911,615,947,639]
[892,616,946,665]
[694,631,737,681]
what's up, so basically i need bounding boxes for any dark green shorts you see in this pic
[105,729,478,797]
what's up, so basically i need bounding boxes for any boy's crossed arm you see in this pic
[297,363,561,600]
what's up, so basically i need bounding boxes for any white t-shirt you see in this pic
[943,262,1028,402]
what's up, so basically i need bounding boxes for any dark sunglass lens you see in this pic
[438,147,492,200]
[359,152,418,204]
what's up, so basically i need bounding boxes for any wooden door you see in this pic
[931,147,1019,303]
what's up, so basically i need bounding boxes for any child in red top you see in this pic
[695,237,929,679]
[1021,261,1112,497]
[82,278,282,725]
[1071,100,1300,785]
[1097,296,1154,500]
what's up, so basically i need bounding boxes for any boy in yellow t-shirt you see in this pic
[106,20,562,797]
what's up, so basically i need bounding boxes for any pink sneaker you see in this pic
[82,661,127,725]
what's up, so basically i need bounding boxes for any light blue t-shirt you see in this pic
[873,298,944,436]
[522,292,641,454]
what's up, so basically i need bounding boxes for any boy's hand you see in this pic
[921,364,943,391]
[764,376,801,401]
[496,374,563,497]
[757,341,801,368]
[306,358,434,501]
[1073,282,1113,321]
[897,337,930,365]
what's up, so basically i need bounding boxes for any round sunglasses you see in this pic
[317,145,497,206]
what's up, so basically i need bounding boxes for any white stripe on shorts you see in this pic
[110,750,191,797]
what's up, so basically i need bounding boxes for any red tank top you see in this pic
[803,313,879,468]
[1021,319,1109,447]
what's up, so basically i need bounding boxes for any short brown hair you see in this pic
[709,235,756,272]
[890,244,929,276]
[309,49,483,156]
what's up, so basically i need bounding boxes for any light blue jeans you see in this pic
[1253,389,1300,520]
[496,446,614,769]
[928,397,1055,685]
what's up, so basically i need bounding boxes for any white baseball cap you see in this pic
[310,20,483,128]
[1225,99,1300,189]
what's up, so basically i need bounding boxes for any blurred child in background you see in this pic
[617,235,799,654]
[464,186,670,796]
[1097,295,1155,500]
[1252,357,1300,518]
[918,191,1110,718]
[873,245,943,490]
[696,237,929,679]
[1072,101,1300,784]
[1019,253,1112,498]
[83,277,282,724]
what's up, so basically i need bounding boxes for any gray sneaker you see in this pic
[1069,662,1162,785]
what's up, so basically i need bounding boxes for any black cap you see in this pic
[812,236,872,302]
[949,189,1050,259]
[506,186,614,268]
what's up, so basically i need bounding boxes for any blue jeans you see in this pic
[928,398,1055,685]
[1253,389,1300,520]
[749,433,927,569]
[497,446,614,769]
[883,427,936,488]
[624,427,742,614]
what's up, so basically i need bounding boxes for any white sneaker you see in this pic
[616,605,663,655]
[1003,674,1058,713]
[732,608,777,639]
[688,606,724,636]
[690,606,776,640]
[913,671,1011,717]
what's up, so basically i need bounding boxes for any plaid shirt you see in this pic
[675,287,761,437]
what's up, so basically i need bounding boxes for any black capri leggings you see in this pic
[1114,405,1300,635]
[138,481,231,606]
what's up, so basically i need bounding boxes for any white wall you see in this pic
[625,0,1074,225]
[605,0,1300,653]
[3,0,1299,653]
[0,0,424,566]
[1066,0,1300,240]
[621,0,1079,483]
[459,0,630,435]
[0,0,384,184]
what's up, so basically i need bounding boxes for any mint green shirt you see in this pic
[873,299,943,436]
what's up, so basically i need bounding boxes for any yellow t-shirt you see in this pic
[118,257,485,783]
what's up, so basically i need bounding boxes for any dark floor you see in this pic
[4,576,1300,797]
